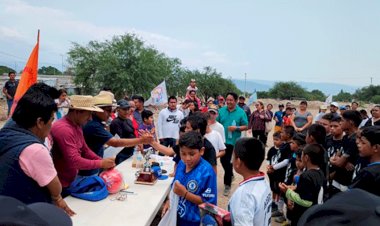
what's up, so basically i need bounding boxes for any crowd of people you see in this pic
[1,75,380,226]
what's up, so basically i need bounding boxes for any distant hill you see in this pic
[232,79,360,95]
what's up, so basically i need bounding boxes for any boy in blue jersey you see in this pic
[162,131,217,226]
[228,137,272,226]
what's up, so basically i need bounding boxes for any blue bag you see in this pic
[69,176,109,201]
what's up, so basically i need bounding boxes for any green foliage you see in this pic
[268,82,308,100]
[353,85,380,103]
[0,65,15,75]
[370,95,380,104]
[68,34,240,99]
[257,91,269,99]
[38,66,62,75]
[333,89,352,102]
[308,89,326,101]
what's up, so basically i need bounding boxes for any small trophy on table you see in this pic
[134,148,157,185]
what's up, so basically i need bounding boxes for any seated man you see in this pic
[51,95,116,197]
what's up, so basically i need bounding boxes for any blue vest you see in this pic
[0,120,51,204]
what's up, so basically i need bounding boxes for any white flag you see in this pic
[325,94,332,105]
[247,90,257,106]
[144,80,168,106]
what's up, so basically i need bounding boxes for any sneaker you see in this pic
[274,216,287,223]
[271,210,283,217]
[223,186,231,196]
[271,202,278,212]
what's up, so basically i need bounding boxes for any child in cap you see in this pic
[228,137,272,226]
[266,132,282,212]
[279,144,326,226]
[350,126,380,196]
[162,131,216,226]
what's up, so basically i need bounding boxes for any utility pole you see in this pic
[60,54,64,74]
[370,77,373,85]
[244,73,247,98]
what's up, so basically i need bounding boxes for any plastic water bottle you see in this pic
[132,148,138,168]
[136,150,144,168]
[228,120,236,139]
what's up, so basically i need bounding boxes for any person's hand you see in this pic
[53,197,76,216]
[139,130,154,144]
[267,165,274,173]
[330,156,338,166]
[173,181,187,197]
[288,185,296,191]
[228,126,237,132]
[101,157,116,169]
[259,114,264,119]
[345,162,355,171]
[279,182,289,193]
[161,200,170,217]
[287,200,294,210]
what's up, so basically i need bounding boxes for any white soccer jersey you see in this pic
[228,172,272,226]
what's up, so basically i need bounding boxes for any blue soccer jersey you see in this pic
[173,158,217,225]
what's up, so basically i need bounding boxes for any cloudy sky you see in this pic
[0,0,379,86]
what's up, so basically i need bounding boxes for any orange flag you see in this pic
[10,30,40,115]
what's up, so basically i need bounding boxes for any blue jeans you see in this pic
[7,99,13,116]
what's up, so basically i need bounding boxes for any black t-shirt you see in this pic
[284,153,297,185]
[326,136,343,176]
[110,117,135,155]
[364,118,380,127]
[272,142,292,182]
[173,138,217,167]
[267,146,278,164]
[4,80,18,99]
[292,169,325,225]
[334,133,359,186]
[350,163,380,196]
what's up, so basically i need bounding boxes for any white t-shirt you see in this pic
[157,108,184,140]
[209,121,226,143]
[204,130,226,154]
[228,173,272,226]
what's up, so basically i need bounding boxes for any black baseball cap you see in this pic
[298,189,380,226]
[0,196,72,226]
[117,99,130,109]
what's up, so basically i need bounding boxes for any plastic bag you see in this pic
[158,187,179,226]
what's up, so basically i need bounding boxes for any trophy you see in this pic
[134,148,157,185]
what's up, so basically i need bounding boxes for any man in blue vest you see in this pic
[0,83,75,216]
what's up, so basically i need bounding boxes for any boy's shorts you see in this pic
[268,174,281,194]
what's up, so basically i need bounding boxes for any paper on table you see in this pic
[103,134,125,158]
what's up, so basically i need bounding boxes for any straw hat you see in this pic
[94,91,116,107]
[68,95,103,112]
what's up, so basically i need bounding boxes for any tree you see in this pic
[308,89,326,101]
[0,65,15,75]
[68,34,182,98]
[333,89,352,102]
[68,34,240,99]
[268,82,308,100]
[38,66,62,75]
[257,91,269,99]
[353,85,380,102]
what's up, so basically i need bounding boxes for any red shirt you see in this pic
[51,116,102,188]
